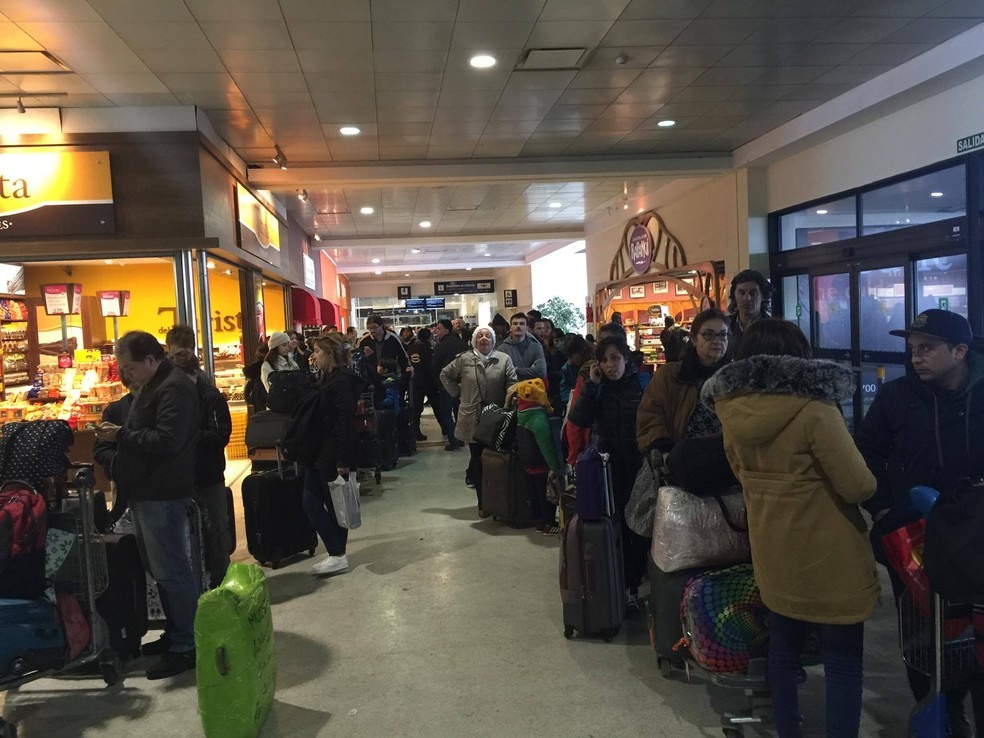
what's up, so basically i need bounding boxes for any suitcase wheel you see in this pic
[602,628,616,643]
[563,625,574,640]
[100,651,123,687]
[271,559,282,569]
[375,466,381,484]
[657,657,673,679]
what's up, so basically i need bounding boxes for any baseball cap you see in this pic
[889,309,973,345]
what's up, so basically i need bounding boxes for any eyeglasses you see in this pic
[698,330,730,342]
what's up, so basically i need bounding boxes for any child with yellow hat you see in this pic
[514,378,562,535]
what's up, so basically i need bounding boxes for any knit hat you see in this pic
[514,378,553,414]
[490,313,509,328]
[268,331,290,350]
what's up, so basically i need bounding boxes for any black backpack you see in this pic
[267,370,317,414]
[279,389,323,466]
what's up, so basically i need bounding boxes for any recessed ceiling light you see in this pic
[930,191,944,197]
[549,202,563,208]
[469,54,496,68]
[297,189,308,202]
[371,257,380,264]
[411,248,421,254]
[404,273,410,277]
[374,270,382,275]
[313,233,321,241]
[223,269,233,275]
[484,252,491,257]
[339,126,361,136]
[360,206,374,215]
[816,209,828,215]
[465,267,473,271]
[207,261,215,269]
[104,259,113,264]
[657,120,676,128]
[419,220,432,228]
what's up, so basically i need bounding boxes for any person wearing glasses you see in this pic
[637,308,732,455]
[855,309,984,737]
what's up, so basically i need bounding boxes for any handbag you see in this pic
[664,434,738,496]
[328,475,362,530]
[625,449,662,537]
[0,419,74,493]
[469,362,517,451]
[650,486,750,572]
[924,479,984,603]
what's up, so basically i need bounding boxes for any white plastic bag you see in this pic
[650,485,750,572]
[328,475,362,530]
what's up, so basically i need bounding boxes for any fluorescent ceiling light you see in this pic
[816,209,828,215]
[469,54,496,68]
[360,206,374,215]
[657,119,675,128]
[930,191,944,197]
[419,220,432,228]
[339,126,361,136]
[371,258,380,264]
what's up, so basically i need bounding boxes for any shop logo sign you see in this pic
[629,224,653,274]
[0,151,114,238]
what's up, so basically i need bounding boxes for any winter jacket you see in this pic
[376,373,401,415]
[543,348,566,412]
[559,361,580,408]
[431,332,467,387]
[406,339,433,392]
[702,355,879,625]
[637,351,728,452]
[516,401,561,474]
[261,353,299,391]
[315,367,362,474]
[440,350,517,444]
[569,365,646,499]
[192,373,232,487]
[855,350,984,546]
[114,359,200,502]
[243,359,267,410]
[359,330,410,386]
[495,334,546,380]
[726,311,768,357]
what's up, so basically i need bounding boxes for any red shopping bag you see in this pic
[882,520,930,615]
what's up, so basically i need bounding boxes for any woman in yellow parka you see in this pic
[701,319,878,738]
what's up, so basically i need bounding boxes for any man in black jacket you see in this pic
[406,328,435,442]
[856,309,984,735]
[171,349,233,589]
[359,314,411,386]
[431,319,467,450]
[94,331,200,680]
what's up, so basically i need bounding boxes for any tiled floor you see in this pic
[2,413,917,736]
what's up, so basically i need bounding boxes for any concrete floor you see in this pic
[3,413,916,737]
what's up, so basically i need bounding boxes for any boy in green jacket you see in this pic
[514,378,562,535]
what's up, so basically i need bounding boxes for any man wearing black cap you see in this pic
[856,309,984,736]
[432,319,467,450]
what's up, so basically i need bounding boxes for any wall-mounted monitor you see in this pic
[404,298,426,309]
[425,297,445,309]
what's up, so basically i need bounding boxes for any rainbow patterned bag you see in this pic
[681,563,769,674]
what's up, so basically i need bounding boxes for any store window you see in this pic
[262,280,287,338]
[861,165,965,235]
[778,195,856,251]
[813,273,852,351]
[858,266,906,353]
[914,253,968,318]
[781,274,811,343]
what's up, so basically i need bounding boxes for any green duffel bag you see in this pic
[196,563,276,738]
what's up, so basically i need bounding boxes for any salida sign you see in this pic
[0,151,114,237]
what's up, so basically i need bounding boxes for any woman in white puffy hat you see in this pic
[261,331,299,391]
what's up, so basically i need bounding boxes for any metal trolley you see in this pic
[899,578,979,737]
[1,467,123,738]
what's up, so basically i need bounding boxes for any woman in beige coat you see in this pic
[702,319,878,738]
[441,327,517,516]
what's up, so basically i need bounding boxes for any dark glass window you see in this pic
[861,165,965,235]
[778,196,856,251]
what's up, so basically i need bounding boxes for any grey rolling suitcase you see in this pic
[560,512,624,642]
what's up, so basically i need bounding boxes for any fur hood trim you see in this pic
[701,355,855,409]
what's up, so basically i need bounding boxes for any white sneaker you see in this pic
[310,554,349,576]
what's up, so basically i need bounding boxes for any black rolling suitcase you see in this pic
[241,459,318,569]
[96,534,148,661]
[560,513,624,641]
[375,410,399,470]
[646,553,704,663]
[396,411,416,456]
[224,486,236,555]
[481,449,535,528]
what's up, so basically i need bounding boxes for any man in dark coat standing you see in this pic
[94,331,200,680]
[431,319,467,450]
[406,328,435,441]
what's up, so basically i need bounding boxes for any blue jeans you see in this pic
[302,467,348,556]
[768,612,864,738]
[436,388,459,445]
[130,498,199,653]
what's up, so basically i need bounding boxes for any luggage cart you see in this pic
[1,467,122,738]
[356,392,382,486]
[899,578,978,737]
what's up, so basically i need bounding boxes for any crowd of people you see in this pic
[86,269,984,737]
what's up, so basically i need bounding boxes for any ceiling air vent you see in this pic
[516,48,587,71]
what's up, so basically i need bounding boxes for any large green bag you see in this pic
[196,563,276,737]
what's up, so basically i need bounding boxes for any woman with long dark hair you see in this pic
[305,334,363,577]
[702,319,878,737]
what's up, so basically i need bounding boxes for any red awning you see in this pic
[291,287,321,325]
[317,299,336,326]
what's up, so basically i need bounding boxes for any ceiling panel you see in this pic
[0,0,979,270]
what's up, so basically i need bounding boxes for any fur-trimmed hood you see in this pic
[701,356,854,445]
